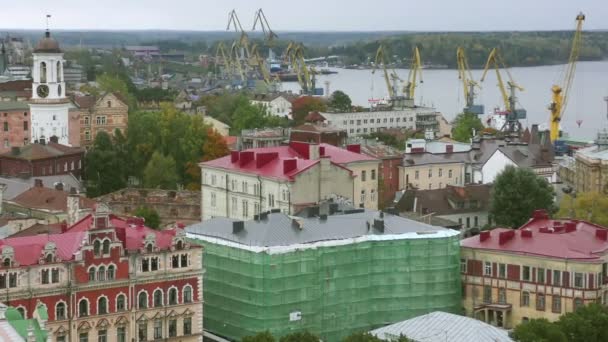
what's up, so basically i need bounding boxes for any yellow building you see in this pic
[460,210,608,329]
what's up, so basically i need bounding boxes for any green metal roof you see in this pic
[0,101,29,111]
[5,305,48,342]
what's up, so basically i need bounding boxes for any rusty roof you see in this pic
[0,142,84,161]
[10,186,96,212]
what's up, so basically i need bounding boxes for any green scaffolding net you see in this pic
[192,235,461,341]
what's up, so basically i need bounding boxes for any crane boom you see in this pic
[404,47,423,102]
[457,47,483,114]
[549,12,585,142]
[372,45,395,99]
[252,9,278,43]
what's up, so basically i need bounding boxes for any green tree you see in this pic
[511,318,567,342]
[557,192,608,226]
[291,96,327,124]
[242,331,275,342]
[329,90,352,112]
[558,304,608,342]
[490,166,555,228]
[84,131,127,197]
[143,151,179,190]
[133,206,161,229]
[342,332,410,342]
[279,331,320,342]
[451,112,484,142]
[96,73,137,110]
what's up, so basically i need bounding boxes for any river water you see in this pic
[282,61,608,140]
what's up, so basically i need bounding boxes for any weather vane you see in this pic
[46,14,51,31]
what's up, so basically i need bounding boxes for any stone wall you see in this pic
[96,188,201,225]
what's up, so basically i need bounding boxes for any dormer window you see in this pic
[176,241,184,250]
[1,246,15,268]
[146,243,153,253]
[3,258,11,267]
[41,242,57,264]
[45,254,53,263]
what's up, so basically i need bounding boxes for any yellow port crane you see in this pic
[372,44,400,100]
[252,8,280,89]
[404,46,423,103]
[252,8,278,44]
[227,9,250,83]
[284,42,315,94]
[456,47,483,114]
[230,41,246,82]
[215,41,231,77]
[549,12,585,142]
[481,48,525,133]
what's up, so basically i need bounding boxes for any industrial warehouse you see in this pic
[186,208,461,341]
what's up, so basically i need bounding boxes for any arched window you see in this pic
[176,240,184,250]
[56,61,62,82]
[116,294,126,311]
[146,243,153,253]
[97,266,106,281]
[45,253,53,263]
[16,307,25,319]
[55,302,66,320]
[138,292,148,309]
[40,62,47,83]
[78,299,88,317]
[107,265,115,280]
[3,258,11,267]
[183,285,192,303]
[169,288,178,305]
[102,240,110,255]
[88,267,96,281]
[93,240,101,256]
[153,289,163,307]
[98,296,108,315]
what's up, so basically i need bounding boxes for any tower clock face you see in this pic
[37,85,49,98]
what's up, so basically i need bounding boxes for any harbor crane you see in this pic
[548,12,585,142]
[404,46,423,105]
[372,44,401,100]
[251,8,280,90]
[480,48,526,134]
[456,47,483,114]
[214,41,232,78]
[227,9,250,84]
[284,42,316,95]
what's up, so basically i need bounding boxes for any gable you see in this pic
[95,93,128,110]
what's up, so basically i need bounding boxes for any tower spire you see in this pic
[45,14,51,37]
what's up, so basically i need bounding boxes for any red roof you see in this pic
[11,186,96,212]
[461,210,608,261]
[68,214,176,251]
[201,142,377,181]
[0,232,86,266]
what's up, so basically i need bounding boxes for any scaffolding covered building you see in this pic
[186,209,461,341]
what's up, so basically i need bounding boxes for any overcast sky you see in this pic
[2,0,606,31]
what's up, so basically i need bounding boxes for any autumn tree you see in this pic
[133,206,161,229]
[185,127,230,190]
[451,112,484,142]
[291,96,327,124]
[557,192,608,226]
[490,166,555,228]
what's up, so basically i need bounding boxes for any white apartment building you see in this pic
[320,107,439,136]
[251,94,293,118]
[200,142,380,220]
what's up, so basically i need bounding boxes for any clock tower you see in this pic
[29,29,70,145]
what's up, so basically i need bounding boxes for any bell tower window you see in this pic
[57,61,62,82]
[40,62,47,83]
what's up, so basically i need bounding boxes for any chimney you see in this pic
[309,144,320,160]
[521,229,533,238]
[232,221,244,234]
[67,187,80,226]
[54,182,64,191]
[10,147,19,156]
[230,150,239,163]
[34,179,43,188]
[479,231,490,242]
[255,152,278,168]
[565,222,577,232]
[346,144,361,154]
[530,124,540,145]
[532,210,549,220]
[238,151,254,166]
[596,229,608,241]
[319,146,326,156]
[446,144,454,153]
[49,136,58,144]
[498,230,515,245]
[283,159,297,174]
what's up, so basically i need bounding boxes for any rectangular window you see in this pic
[117,327,126,342]
[448,169,452,178]
[538,268,546,284]
[85,131,91,141]
[361,170,366,181]
[428,169,432,178]
[371,169,376,180]
[360,190,366,203]
[57,336,66,342]
[483,285,492,303]
[154,320,162,339]
[79,333,88,342]
[242,200,248,218]
[474,216,479,227]
[142,258,149,272]
[181,254,188,268]
[96,116,107,125]
[52,268,59,283]
[169,319,177,337]
[172,255,179,268]
[211,174,216,185]
[537,293,546,311]
[184,317,192,335]
[466,217,470,228]
[498,288,506,304]
[42,269,49,284]
[499,263,506,279]
[210,192,216,207]
[414,171,419,180]
[522,292,530,307]
[23,121,28,130]
[231,197,238,215]
[241,181,247,193]
[98,329,107,342]
[484,261,492,276]
[439,168,443,177]
[3,122,7,131]
[151,257,159,271]
[9,273,16,288]
[552,295,562,313]
[460,258,467,273]
[356,120,361,125]
[138,322,147,342]
[575,272,584,288]
[523,266,531,281]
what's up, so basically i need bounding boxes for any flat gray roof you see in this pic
[186,210,456,248]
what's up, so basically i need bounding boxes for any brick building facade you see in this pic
[74,93,128,147]
[289,123,347,147]
[0,80,33,153]
[0,140,84,178]
[0,204,203,342]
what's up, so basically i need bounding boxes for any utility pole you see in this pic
[604,96,608,121]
